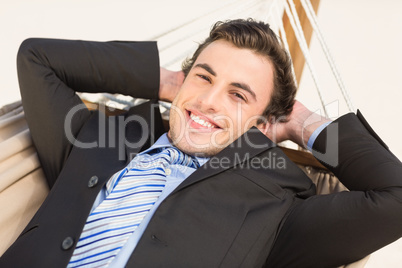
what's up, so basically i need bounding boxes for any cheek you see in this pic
[174,84,194,104]
[171,87,190,108]
[235,109,265,130]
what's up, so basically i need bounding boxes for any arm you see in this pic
[258,100,331,148]
[17,38,160,187]
[264,103,402,267]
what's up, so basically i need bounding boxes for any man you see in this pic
[1,19,401,267]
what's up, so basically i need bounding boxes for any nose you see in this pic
[197,84,223,113]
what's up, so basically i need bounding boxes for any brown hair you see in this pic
[182,18,296,123]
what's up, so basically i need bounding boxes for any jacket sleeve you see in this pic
[265,112,402,268]
[17,38,160,188]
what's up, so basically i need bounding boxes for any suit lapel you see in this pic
[173,127,276,193]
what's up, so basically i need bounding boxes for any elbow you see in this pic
[16,38,48,98]
[377,186,402,218]
[17,38,44,70]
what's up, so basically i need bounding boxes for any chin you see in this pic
[177,143,224,158]
[168,130,229,157]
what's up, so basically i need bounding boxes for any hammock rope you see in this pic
[150,0,244,41]
[81,0,353,120]
[300,0,355,112]
[160,0,270,68]
[285,0,329,117]
[157,0,266,54]
[272,0,299,88]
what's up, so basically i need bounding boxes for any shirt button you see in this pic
[61,237,74,250]
[165,168,171,176]
[88,175,99,188]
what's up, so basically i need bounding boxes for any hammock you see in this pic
[80,0,355,119]
[0,0,370,266]
[0,101,48,255]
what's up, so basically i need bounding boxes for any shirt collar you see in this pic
[139,133,209,166]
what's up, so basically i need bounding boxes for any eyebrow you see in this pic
[194,63,257,101]
[230,82,256,101]
[194,63,216,76]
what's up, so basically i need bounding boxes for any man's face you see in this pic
[168,40,274,156]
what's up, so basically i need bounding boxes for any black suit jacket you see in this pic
[1,38,401,268]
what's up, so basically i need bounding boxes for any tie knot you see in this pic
[158,147,200,169]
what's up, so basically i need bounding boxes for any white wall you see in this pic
[298,0,402,160]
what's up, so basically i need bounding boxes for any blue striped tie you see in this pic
[68,147,199,268]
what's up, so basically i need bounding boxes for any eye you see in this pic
[196,74,211,83]
[233,92,246,101]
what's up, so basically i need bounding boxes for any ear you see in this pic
[256,121,271,137]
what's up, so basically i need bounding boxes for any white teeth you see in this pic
[190,113,215,128]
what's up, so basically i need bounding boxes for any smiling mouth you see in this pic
[187,110,221,129]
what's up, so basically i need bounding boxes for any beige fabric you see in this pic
[298,165,348,195]
[0,101,49,256]
[0,101,370,266]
